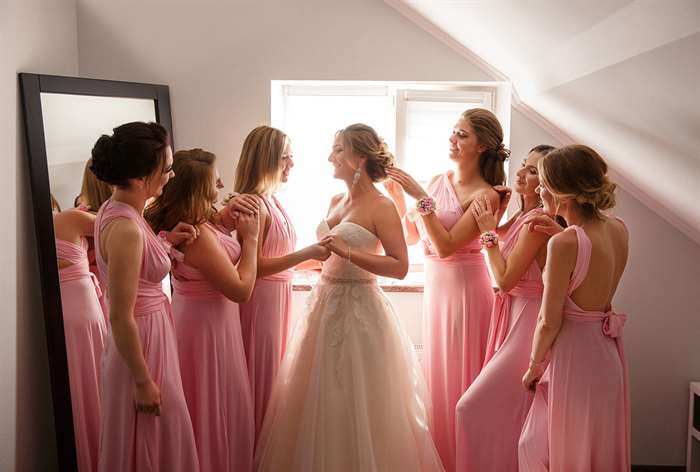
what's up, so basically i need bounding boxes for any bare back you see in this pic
[569,217,629,312]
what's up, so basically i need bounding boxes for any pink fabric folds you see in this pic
[238,195,297,441]
[171,223,254,472]
[95,199,199,472]
[455,209,544,472]
[417,172,493,472]
[518,225,630,472]
[57,237,107,472]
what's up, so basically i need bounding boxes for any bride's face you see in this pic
[328,134,355,181]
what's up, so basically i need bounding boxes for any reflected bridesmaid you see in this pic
[53,202,107,472]
[146,149,258,471]
[387,108,508,472]
[519,145,630,471]
[224,126,330,440]
[75,158,113,319]
[90,122,200,472]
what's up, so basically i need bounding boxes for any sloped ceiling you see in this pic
[387,0,700,242]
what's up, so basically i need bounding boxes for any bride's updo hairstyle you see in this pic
[337,123,395,182]
[90,121,170,188]
[538,144,617,218]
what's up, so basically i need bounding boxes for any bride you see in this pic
[255,124,444,471]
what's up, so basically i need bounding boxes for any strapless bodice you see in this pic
[317,220,380,282]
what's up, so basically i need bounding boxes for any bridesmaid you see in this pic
[53,206,107,472]
[387,108,507,472]
[145,148,259,471]
[76,158,113,319]
[227,125,330,439]
[90,122,200,472]
[519,144,630,471]
[454,145,555,471]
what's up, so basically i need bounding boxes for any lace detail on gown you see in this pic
[255,220,444,472]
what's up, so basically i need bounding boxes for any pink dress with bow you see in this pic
[171,223,255,471]
[518,224,630,471]
[238,195,297,442]
[455,208,544,471]
[56,237,107,472]
[417,171,494,472]
[95,199,199,472]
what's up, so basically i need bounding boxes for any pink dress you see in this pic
[77,205,109,322]
[518,224,630,471]
[239,195,296,440]
[417,172,494,472]
[95,199,199,472]
[171,223,254,471]
[57,237,107,472]
[454,208,544,471]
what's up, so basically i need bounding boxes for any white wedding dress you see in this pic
[255,220,444,471]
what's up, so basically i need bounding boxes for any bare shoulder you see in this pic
[182,223,217,259]
[106,216,141,242]
[373,194,401,220]
[548,229,577,255]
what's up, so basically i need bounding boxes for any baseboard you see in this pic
[631,465,685,471]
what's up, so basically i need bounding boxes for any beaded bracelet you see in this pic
[480,230,498,249]
[416,195,437,216]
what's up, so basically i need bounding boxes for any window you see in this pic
[271,81,510,273]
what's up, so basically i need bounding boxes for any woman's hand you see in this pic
[236,211,260,241]
[493,185,512,222]
[522,367,542,392]
[471,196,498,233]
[524,214,564,236]
[227,193,260,216]
[383,178,404,201]
[386,168,427,200]
[304,243,331,262]
[319,234,350,259]
[167,222,199,246]
[134,379,161,416]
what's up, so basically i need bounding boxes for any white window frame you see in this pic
[270,80,511,280]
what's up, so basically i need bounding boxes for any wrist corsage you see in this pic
[479,230,499,249]
[416,195,437,216]
[221,191,240,206]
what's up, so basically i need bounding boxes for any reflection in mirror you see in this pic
[43,93,171,472]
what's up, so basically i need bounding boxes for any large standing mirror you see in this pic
[19,74,173,471]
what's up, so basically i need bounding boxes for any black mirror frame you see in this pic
[18,73,173,471]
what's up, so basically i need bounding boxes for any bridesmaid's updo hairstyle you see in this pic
[145,149,218,234]
[337,123,395,182]
[461,108,508,186]
[90,121,169,188]
[538,144,617,218]
[234,125,288,195]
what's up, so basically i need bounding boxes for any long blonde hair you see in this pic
[79,158,113,211]
[145,149,218,233]
[233,125,288,195]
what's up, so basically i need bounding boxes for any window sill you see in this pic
[292,271,424,293]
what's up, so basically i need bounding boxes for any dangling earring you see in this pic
[352,167,361,188]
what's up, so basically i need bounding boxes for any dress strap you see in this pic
[568,226,592,293]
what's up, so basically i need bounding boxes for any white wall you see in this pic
[62,0,700,466]
[2,0,79,470]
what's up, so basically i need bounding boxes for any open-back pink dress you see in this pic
[57,236,107,472]
[518,224,630,471]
